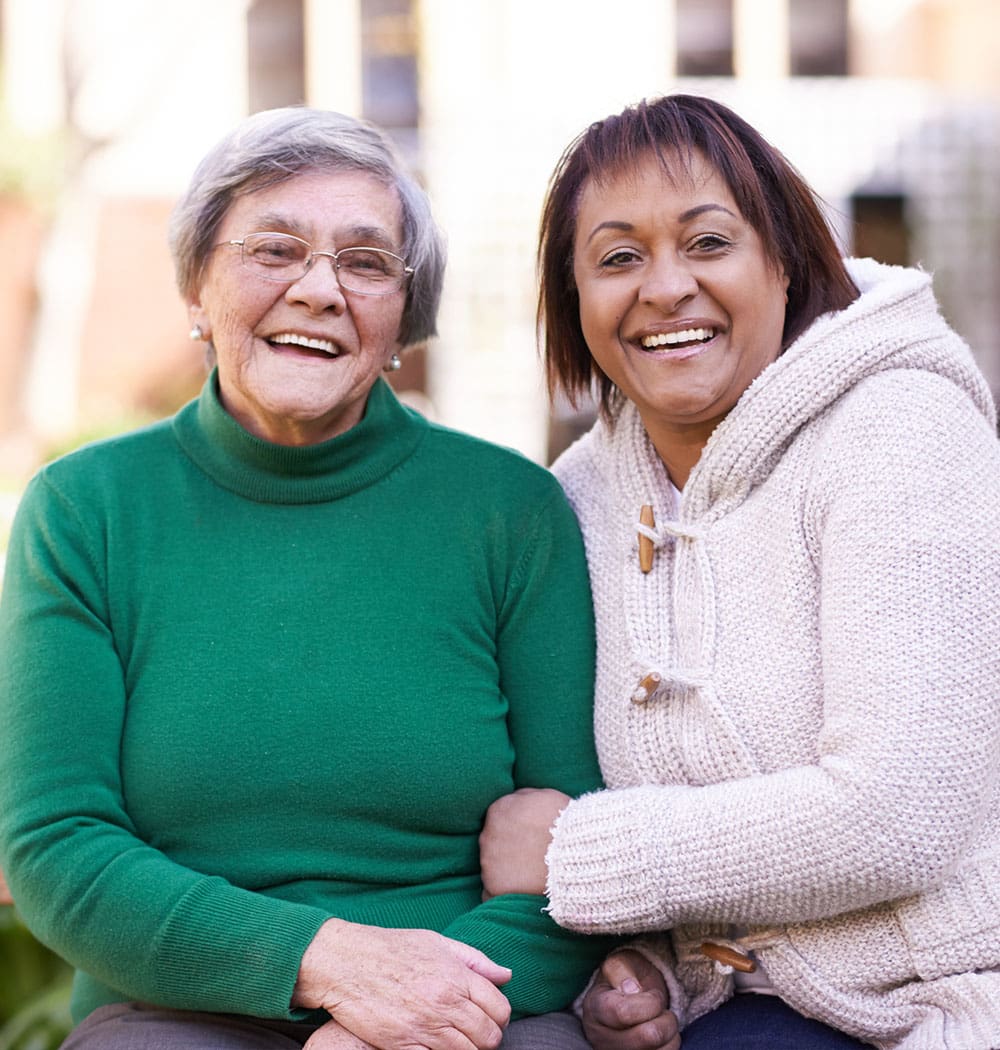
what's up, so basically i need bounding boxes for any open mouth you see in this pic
[268,333,340,359]
[640,327,717,351]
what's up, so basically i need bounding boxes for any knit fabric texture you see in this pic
[547,259,1000,1049]
[0,374,613,1025]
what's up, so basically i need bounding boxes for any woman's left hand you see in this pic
[480,788,571,899]
[304,1018,378,1049]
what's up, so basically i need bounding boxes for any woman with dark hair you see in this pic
[481,94,1000,1049]
[0,107,611,1050]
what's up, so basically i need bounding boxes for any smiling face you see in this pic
[188,168,407,446]
[572,150,789,464]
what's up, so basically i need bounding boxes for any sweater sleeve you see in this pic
[545,372,1000,933]
[0,474,329,1020]
[441,484,618,1015]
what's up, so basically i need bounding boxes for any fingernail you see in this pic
[621,978,641,994]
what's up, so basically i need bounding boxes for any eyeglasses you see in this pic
[221,232,413,295]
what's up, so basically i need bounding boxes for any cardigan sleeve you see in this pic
[545,371,1000,933]
[0,473,330,1020]
[440,484,618,1016]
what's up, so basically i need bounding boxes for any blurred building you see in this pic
[1,0,999,478]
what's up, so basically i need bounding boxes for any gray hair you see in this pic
[168,107,446,348]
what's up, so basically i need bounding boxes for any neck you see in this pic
[638,412,720,490]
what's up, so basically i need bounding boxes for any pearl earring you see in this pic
[385,354,402,372]
[189,324,204,341]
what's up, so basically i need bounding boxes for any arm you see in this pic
[0,473,510,1043]
[442,484,617,1016]
[545,376,1000,933]
[0,474,330,1015]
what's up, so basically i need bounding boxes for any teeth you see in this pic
[641,327,715,349]
[270,333,338,355]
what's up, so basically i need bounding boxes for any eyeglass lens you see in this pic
[241,233,407,293]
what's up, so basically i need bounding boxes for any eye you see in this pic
[245,234,307,265]
[339,249,398,278]
[598,248,643,269]
[688,233,732,253]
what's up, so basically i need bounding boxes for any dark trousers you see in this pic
[61,1002,592,1050]
[682,994,872,1049]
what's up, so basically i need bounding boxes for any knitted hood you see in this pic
[593,258,995,523]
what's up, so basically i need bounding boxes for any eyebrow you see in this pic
[583,203,739,245]
[252,214,398,249]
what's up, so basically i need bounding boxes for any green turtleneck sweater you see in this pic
[0,375,610,1025]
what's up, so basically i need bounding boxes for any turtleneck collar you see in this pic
[172,371,427,504]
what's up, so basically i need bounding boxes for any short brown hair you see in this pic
[539,94,859,415]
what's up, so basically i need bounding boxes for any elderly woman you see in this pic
[0,108,612,1050]
[480,94,1000,1050]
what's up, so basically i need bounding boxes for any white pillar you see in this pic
[418,0,671,460]
[305,0,363,113]
[734,0,789,79]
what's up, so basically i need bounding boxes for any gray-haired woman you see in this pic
[0,107,611,1050]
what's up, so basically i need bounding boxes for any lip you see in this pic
[628,320,723,359]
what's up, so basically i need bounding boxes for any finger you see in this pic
[303,1019,378,1050]
[584,1011,680,1050]
[444,940,513,988]
[601,951,646,990]
[432,1019,502,1050]
[447,989,508,1049]
[586,989,667,1030]
[637,1010,680,1050]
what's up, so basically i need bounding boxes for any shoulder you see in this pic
[419,417,569,505]
[807,369,1000,537]
[550,426,608,509]
[818,369,998,468]
[25,417,177,504]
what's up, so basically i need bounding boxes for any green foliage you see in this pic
[0,909,72,1050]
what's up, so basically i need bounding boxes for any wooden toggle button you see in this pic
[638,505,655,573]
[631,671,662,705]
[699,941,757,973]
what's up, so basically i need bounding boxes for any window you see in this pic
[676,0,734,76]
[247,0,306,112]
[851,194,909,266]
[361,0,419,134]
[789,0,849,76]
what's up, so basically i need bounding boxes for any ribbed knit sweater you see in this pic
[546,259,1000,1050]
[0,374,611,1026]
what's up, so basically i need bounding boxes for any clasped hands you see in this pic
[303,948,678,1050]
[299,788,677,1050]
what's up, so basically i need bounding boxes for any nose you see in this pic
[639,254,698,311]
[285,253,347,313]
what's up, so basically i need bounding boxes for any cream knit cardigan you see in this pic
[546,259,1000,1050]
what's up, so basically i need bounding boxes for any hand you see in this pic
[581,950,679,1050]
[479,788,570,900]
[293,918,512,1050]
[304,1018,378,1049]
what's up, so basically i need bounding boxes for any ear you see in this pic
[187,299,211,343]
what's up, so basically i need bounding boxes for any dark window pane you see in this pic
[247,0,305,112]
[789,0,849,76]
[852,194,909,266]
[361,0,419,129]
[676,0,734,77]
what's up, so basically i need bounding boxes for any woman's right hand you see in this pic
[293,918,513,1050]
[581,950,680,1050]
